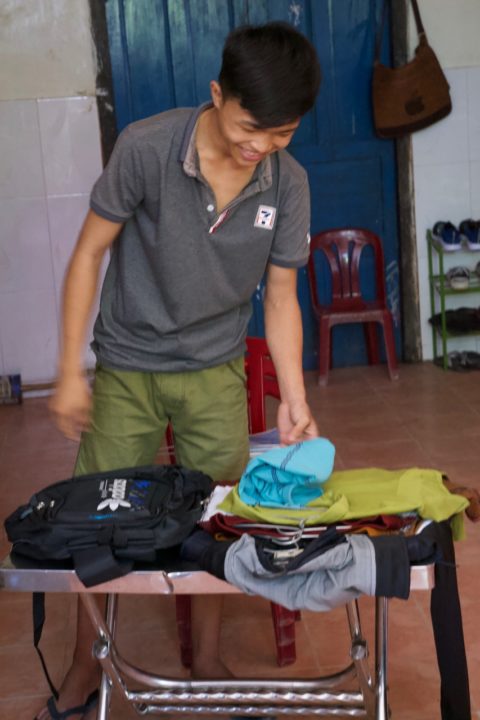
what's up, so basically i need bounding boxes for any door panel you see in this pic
[105,0,400,369]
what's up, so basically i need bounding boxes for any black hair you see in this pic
[218,22,321,128]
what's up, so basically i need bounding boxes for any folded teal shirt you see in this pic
[239,438,336,508]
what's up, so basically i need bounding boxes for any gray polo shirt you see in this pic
[90,104,310,372]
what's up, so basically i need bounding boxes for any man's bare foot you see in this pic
[34,663,101,719]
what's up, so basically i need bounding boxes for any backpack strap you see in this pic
[72,546,134,587]
[33,592,59,700]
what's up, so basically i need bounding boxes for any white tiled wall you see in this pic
[0,96,104,384]
[413,66,480,360]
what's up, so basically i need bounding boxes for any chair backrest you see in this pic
[308,228,387,313]
[245,337,280,434]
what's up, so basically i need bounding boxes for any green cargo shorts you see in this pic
[75,358,249,482]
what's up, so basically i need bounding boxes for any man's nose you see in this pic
[251,136,273,154]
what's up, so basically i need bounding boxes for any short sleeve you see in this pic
[90,126,145,223]
[269,172,311,269]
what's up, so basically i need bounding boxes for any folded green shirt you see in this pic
[219,467,468,540]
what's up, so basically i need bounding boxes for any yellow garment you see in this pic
[218,467,468,540]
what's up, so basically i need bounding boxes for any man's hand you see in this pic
[49,373,92,442]
[277,399,319,445]
[48,210,122,443]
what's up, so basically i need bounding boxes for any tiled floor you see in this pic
[0,362,479,719]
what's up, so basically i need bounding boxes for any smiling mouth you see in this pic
[239,147,266,162]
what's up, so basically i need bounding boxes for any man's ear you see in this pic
[210,80,223,109]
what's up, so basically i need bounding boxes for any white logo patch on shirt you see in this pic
[254,205,277,230]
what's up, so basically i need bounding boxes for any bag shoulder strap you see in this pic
[375,0,426,63]
[410,0,425,37]
[33,592,59,700]
[72,546,134,587]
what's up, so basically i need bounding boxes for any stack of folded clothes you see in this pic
[181,439,473,609]
[180,438,476,720]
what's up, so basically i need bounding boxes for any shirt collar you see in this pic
[180,102,210,177]
[179,103,273,189]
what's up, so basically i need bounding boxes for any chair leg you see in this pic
[318,318,331,386]
[175,595,193,668]
[364,322,381,365]
[165,423,177,464]
[270,602,297,667]
[381,313,399,381]
[177,596,298,669]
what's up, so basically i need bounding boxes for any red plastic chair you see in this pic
[174,337,300,668]
[245,338,300,667]
[244,336,280,431]
[308,228,399,385]
[164,424,176,464]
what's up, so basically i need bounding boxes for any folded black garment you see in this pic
[180,528,233,580]
[181,523,444,605]
[254,527,346,573]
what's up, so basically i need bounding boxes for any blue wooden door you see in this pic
[105,0,400,369]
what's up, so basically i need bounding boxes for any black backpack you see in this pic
[5,464,213,587]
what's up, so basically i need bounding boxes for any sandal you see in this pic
[445,266,470,290]
[35,690,99,720]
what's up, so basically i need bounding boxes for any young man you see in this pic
[40,21,321,720]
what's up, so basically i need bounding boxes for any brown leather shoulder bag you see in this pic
[372,0,452,138]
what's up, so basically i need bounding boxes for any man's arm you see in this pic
[49,209,124,441]
[263,263,318,445]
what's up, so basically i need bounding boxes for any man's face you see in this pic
[211,82,300,168]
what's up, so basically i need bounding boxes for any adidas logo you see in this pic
[97,478,132,511]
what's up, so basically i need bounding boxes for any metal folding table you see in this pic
[0,554,434,719]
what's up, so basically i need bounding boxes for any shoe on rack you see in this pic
[460,350,480,369]
[433,351,467,372]
[436,350,480,371]
[445,266,470,290]
[459,219,480,250]
[432,221,462,251]
[433,351,480,372]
